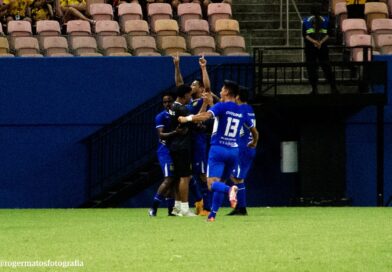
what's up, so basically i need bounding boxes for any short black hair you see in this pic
[223,80,239,97]
[161,91,176,100]
[310,4,321,16]
[238,86,249,102]
[176,84,192,98]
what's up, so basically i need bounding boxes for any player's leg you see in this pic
[191,138,210,215]
[228,148,256,215]
[206,146,238,221]
[149,152,174,216]
[173,149,195,216]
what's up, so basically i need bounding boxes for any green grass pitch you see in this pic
[0,208,391,272]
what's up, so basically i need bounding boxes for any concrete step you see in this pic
[258,84,359,96]
[234,0,320,4]
[240,20,302,30]
[234,13,304,22]
[250,37,302,46]
[245,29,302,38]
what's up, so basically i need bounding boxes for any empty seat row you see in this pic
[341,17,392,48]
[87,2,231,33]
[334,1,389,29]
[0,33,248,57]
[2,18,240,38]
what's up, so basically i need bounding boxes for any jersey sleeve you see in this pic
[155,113,164,129]
[243,112,254,130]
[208,102,223,118]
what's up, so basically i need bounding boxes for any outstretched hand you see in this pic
[199,54,206,67]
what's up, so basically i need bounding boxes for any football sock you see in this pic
[203,189,212,211]
[209,191,224,218]
[211,181,230,194]
[189,177,203,202]
[236,183,246,208]
[175,201,181,211]
[180,202,190,212]
[152,193,164,210]
[166,197,175,215]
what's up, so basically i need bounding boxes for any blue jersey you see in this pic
[188,98,207,174]
[208,101,253,148]
[238,104,256,149]
[188,98,203,114]
[155,110,173,177]
[155,110,172,154]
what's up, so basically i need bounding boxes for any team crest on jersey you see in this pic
[192,101,198,107]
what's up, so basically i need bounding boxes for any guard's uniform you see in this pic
[302,15,336,92]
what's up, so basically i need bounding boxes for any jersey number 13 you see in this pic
[224,117,240,137]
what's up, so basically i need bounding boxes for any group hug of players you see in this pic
[149,55,259,222]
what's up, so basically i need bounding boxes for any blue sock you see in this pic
[189,176,203,202]
[209,191,224,218]
[211,181,230,194]
[237,183,246,208]
[152,193,164,210]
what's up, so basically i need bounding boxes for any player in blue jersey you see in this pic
[149,92,178,216]
[228,86,257,216]
[178,79,259,222]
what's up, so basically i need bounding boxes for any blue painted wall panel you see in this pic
[0,56,252,208]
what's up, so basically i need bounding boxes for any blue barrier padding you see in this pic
[0,56,251,208]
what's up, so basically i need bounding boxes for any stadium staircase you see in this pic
[233,0,355,94]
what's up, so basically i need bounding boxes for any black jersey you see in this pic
[167,101,193,152]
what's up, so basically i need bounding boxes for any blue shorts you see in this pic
[232,147,256,180]
[207,145,239,180]
[192,143,207,175]
[157,150,173,177]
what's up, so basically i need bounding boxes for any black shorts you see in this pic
[170,149,192,177]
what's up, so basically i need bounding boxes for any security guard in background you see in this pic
[302,4,337,94]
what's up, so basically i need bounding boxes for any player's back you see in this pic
[209,101,245,148]
[167,102,192,151]
[239,103,256,148]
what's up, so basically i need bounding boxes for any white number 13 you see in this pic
[224,117,240,137]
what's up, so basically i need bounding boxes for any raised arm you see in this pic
[199,56,211,92]
[173,53,184,87]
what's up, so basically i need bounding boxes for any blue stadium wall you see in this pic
[0,56,391,208]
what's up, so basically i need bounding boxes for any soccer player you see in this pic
[178,80,259,222]
[173,54,210,216]
[228,86,257,216]
[168,84,196,216]
[149,92,177,216]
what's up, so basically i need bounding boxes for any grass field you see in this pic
[0,208,391,271]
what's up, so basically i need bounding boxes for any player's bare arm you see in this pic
[178,111,212,124]
[248,127,259,149]
[173,53,184,87]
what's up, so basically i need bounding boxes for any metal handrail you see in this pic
[284,0,303,46]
